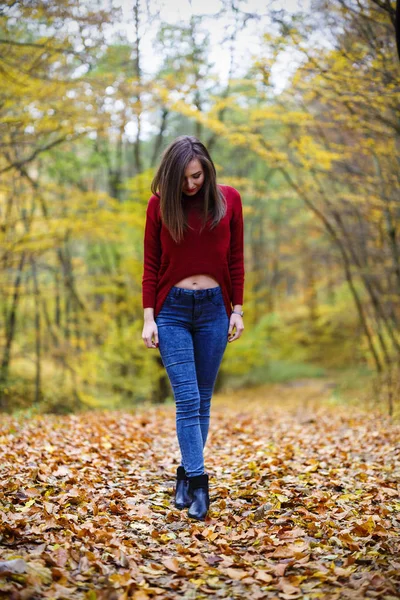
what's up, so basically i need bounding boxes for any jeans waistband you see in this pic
[169,285,222,300]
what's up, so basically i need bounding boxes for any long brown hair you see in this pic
[151,135,226,244]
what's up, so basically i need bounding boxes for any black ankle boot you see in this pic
[174,466,193,509]
[187,473,210,521]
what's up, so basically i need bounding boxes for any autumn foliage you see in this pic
[0,0,399,415]
[0,384,399,598]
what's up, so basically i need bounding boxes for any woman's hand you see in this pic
[142,319,159,349]
[228,313,244,343]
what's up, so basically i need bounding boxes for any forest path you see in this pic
[0,380,399,599]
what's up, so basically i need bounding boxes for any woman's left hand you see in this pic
[228,314,244,342]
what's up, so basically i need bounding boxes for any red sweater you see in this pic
[142,184,244,319]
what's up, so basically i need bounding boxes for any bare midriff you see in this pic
[173,274,220,290]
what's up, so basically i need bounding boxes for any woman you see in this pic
[141,135,245,521]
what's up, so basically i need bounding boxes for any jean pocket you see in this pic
[164,288,182,306]
[163,292,174,306]
[208,291,224,307]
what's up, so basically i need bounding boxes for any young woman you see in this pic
[141,135,245,521]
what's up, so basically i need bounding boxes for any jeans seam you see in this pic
[162,348,193,356]
[164,359,195,367]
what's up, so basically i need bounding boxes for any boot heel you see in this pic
[174,466,193,509]
[187,473,210,521]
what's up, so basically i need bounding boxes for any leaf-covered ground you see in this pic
[1,380,399,600]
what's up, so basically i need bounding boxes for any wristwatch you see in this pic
[232,310,244,317]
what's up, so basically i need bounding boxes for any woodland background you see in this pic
[1,0,399,416]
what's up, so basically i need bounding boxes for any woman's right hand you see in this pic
[142,319,159,349]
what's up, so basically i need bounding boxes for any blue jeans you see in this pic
[155,286,230,477]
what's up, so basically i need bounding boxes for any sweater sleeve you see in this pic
[142,196,161,309]
[229,190,245,306]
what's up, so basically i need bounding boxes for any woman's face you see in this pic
[182,158,205,195]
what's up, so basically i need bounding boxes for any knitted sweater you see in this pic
[142,184,244,319]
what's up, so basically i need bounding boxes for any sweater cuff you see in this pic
[142,291,156,310]
[232,290,244,306]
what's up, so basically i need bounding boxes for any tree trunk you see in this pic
[31,256,42,405]
[0,252,26,410]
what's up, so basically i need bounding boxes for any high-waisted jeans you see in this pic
[155,285,230,477]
